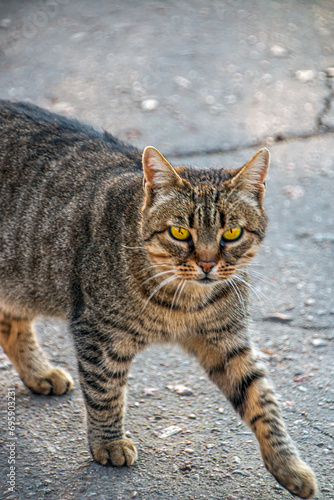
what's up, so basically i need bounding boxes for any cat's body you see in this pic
[0,101,317,498]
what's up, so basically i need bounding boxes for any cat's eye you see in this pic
[169,226,191,241]
[222,226,243,242]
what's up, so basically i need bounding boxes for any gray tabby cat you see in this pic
[0,101,317,498]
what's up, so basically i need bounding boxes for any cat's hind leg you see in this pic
[0,310,73,395]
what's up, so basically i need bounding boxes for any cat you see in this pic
[0,100,317,498]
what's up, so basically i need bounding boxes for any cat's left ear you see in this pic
[227,148,270,205]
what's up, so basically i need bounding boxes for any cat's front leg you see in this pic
[72,322,138,466]
[180,335,317,499]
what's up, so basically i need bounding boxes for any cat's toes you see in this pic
[92,438,137,466]
[269,458,317,499]
[26,367,73,395]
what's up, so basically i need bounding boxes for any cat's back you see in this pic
[0,100,143,229]
[0,101,143,317]
[0,100,142,188]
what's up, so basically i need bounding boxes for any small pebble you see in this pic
[311,338,327,347]
[143,387,159,397]
[174,76,191,89]
[173,384,193,396]
[232,469,250,477]
[159,425,183,439]
[295,69,316,82]
[270,45,287,57]
[264,312,293,324]
[141,99,158,111]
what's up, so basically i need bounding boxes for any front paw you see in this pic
[26,366,73,395]
[91,438,137,466]
[267,456,317,499]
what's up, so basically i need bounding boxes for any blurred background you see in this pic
[1,0,334,155]
[0,2,334,500]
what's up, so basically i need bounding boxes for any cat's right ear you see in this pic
[226,148,270,205]
[142,146,184,195]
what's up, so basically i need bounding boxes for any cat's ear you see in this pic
[227,148,270,205]
[142,146,184,193]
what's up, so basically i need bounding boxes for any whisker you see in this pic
[142,274,179,310]
[236,267,276,287]
[176,280,186,308]
[137,263,171,275]
[141,270,175,287]
[233,273,271,310]
[226,277,246,316]
[170,280,184,314]
[122,245,147,250]
[248,270,277,288]
[246,262,266,268]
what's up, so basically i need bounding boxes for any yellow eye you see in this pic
[222,226,243,242]
[170,226,191,241]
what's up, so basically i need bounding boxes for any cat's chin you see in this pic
[186,278,220,294]
[195,277,217,285]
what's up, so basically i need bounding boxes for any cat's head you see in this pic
[141,146,269,289]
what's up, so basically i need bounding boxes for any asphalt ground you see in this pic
[0,1,333,499]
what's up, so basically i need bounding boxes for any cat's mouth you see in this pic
[196,276,216,284]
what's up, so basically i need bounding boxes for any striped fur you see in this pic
[0,101,316,498]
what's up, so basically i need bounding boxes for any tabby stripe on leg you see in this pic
[90,317,147,345]
[79,349,103,363]
[82,377,109,394]
[86,408,124,424]
[78,354,129,379]
[83,394,121,412]
[250,413,265,425]
[105,348,135,363]
[87,411,124,428]
[208,345,251,377]
[229,369,265,416]
[78,361,110,384]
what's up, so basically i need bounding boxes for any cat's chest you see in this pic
[136,303,230,342]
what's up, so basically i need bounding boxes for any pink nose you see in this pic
[198,260,216,274]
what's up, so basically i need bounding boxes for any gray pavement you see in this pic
[0,1,333,499]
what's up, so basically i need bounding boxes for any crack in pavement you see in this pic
[168,129,334,160]
[288,407,334,442]
[169,70,334,160]
[317,70,334,131]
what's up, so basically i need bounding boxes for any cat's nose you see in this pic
[197,260,217,275]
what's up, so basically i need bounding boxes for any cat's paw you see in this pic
[91,438,137,466]
[26,366,73,395]
[268,457,317,499]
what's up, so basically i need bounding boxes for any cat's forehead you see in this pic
[147,164,260,230]
[174,166,242,212]
[161,174,247,230]
[175,165,234,187]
